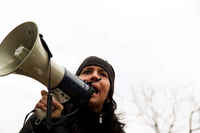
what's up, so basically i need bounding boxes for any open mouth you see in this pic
[92,86,100,94]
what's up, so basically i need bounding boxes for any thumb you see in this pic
[41,90,48,96]
[53,98,63,111]
[52,99,64,118]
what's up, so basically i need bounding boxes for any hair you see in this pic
[103,91,125,133]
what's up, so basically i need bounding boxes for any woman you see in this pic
[20,56,125,133]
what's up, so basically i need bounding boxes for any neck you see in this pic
[89,103,103,113]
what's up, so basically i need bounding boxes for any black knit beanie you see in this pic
[76,56,115,98]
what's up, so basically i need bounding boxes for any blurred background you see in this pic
[0,0,200,132]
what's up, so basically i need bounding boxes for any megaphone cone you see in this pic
[0,22,95,125]
[0,22,64,88]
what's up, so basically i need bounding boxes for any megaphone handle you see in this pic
[39,34,52,58]
[34,34,54,127]
[34,91,70,126]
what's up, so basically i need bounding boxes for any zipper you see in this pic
[99,113,103,124]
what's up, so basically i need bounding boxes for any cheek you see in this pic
[103,80,110,96]
[79,75,88,81]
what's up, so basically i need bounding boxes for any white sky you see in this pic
[0,0,200,132]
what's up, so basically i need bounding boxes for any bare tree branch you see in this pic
[189,107,200,133]
[131,86,200,133]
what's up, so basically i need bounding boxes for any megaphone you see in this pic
[0,22,95,124]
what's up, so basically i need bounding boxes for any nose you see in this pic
[83,71,102,85]
[90,71,101,82]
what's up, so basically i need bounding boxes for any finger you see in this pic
[35,103,47,111]
[40,99,47,106]
[51,99,63,118]
[40,90,48,103]
[52,99,63,111]
[35,100,43,109]
[41,90,48,96]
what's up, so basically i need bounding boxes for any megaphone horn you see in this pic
[0,22,64,88]
[0,22,96,125]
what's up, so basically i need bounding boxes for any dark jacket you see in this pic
[19,105,114,133]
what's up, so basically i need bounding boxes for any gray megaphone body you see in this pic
[0,22,95,124]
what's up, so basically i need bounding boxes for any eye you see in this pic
[99,72,107,78]
[82,69,92,75]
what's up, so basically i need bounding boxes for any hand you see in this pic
[35,90,64,118]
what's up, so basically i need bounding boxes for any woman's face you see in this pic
[79,65,110,112]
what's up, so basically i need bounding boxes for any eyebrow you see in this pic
[98,69,106,73]
[80,67,93,74]
[83,67,94,71]
[82,67,106,73]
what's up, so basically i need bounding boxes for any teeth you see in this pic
[93,87,99,93]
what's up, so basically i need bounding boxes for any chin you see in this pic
[90,98,100,105]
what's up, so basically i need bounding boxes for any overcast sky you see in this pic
[0,0,200,133]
